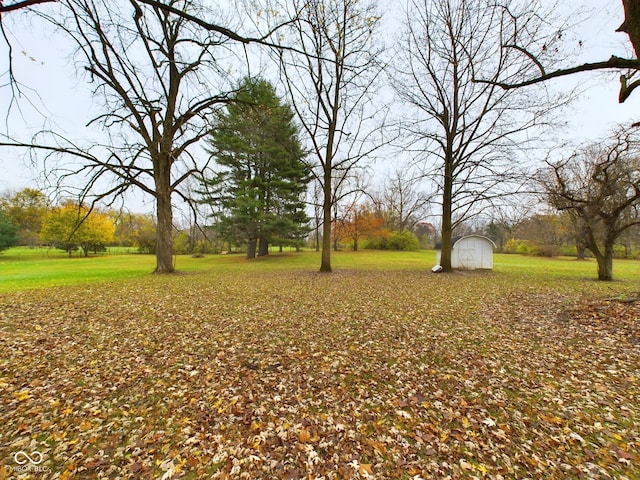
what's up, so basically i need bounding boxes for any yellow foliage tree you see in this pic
[40,203,115,257]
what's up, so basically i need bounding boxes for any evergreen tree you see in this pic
[1,188,49,247]
[201,77,310,258]
[0,211,19,252]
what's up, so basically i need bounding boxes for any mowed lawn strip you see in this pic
[2,247,639,293]
[0,253,638,478]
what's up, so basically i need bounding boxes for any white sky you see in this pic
[0,0,638,212]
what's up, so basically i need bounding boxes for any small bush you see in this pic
[363,236,388,250]
[387,230,420,251]
[558,245,579,257]
[532,243,557,257]
[365,230,419,251]
[505,239,530,254]
[504,239,557,257]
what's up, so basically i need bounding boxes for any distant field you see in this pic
[0,246,639,293]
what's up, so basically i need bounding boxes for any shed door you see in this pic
[457,241,476,270]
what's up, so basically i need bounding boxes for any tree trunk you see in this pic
[154,161,175,274]
[574,221,588,260]
[440,156,454,272]
[353,237,358,251]
[620,0,640,56]
[624,237,631,258]
[258,237,269,256]
[321,169,332,272]
[585,225,616,281]
[596,249,613,282]
[247,237,257,259]
[597,244,615,281]
[588,238,614,281]
[576,231,587,260]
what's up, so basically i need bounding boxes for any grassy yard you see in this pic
[2,246,639,293]
[0,250,638,478]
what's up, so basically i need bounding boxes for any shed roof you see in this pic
[434,234,496,250]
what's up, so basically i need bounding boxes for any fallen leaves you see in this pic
[0,268,638,478]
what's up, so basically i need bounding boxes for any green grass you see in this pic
[0,247,157,292]
[1,246,639,294]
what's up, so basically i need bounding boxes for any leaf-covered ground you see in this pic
[0,267,638,479]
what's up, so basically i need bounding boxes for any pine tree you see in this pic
[0,210,19,252]
[202,78,310,258]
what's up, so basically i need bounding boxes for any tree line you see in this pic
[1,0,639,280]
[0,188,150,255]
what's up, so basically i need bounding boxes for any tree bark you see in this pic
[440,153,454,272]
[247,237,257,259]
[619,0,640,57]
[597,244,614,281]
[154,158,175,274]
[320,166,333,272]
[258,236,269,256]
[586,228,615,281]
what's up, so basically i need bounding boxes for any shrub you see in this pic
[534,243,557,258]
[364,230,419,251]
[387,230,420,251]
[363,235,388,250]
[505,239,557,257]
[505,239,529,254]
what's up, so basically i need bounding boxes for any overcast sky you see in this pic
[0,0,639,211]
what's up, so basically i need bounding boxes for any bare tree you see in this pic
[475,1,640,104]
[0,0,273,273]
[538,129,640,281]
[1,0,304,274]
[485,200,537,252]
[274,0,388,272]
[0,0,54,12]
[392,0,564,272]
[376,168,432,233]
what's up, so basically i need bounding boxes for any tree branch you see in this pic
[474,56,640,102]
[0,0,56,13]
[134,0,298,51]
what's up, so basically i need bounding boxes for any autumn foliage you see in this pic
[40,203,115,256]
[332,202,423,252]
[332,203,386,251]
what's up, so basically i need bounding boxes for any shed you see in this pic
[435,235,496,270]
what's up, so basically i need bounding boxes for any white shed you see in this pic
[435,235,496,270]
